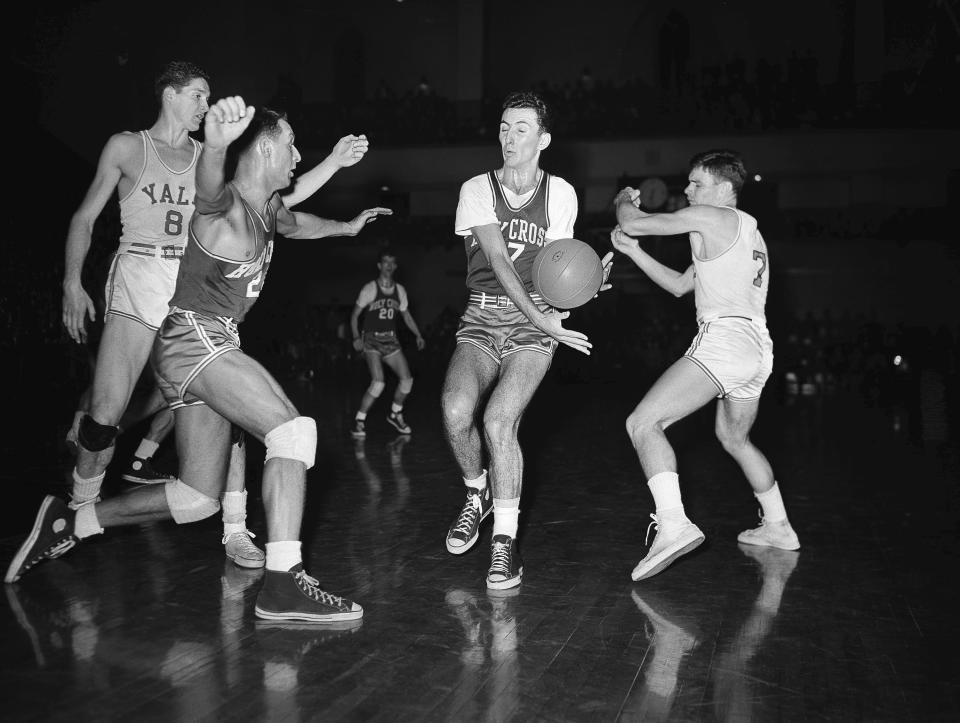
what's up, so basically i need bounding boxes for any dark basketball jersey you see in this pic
[464,171,551,294]
[169,184,275,322]
[363,283,401,334]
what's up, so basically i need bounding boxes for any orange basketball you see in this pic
[531,238,603,309]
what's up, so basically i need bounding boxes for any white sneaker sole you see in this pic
[226,551,266,569]
[737,530,800,551]
[254,605,364,622]
[5,496,57,584]
[486,566,523,590]
[445,506,492,555]
[631,527,705,581]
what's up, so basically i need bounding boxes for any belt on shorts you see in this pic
[119,242,185,260]
[698,314,757,324]
[468,291,544,308]
[368,331,396,338]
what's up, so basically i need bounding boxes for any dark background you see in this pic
[4,0,959,464]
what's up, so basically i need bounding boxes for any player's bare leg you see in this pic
[383,350,414,433]
[480,350,551,590]
[5,405,230,583]
[443,345,497,554]
[626,358,718,581]
[188,351,361,622]
[72,316,156,506]
[351,351,385,438]
[121,395,177,485]
[717,399,800,550]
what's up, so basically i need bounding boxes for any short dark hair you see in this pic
[233,107,287,157]
[689,149,747,196]
[502,91,552,134]
[154,60,209,103]
[225,107,287,176]
[377,247,397,263]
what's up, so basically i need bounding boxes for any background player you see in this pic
[443,91,611,590]
[611,148,800,583]
[349,248,425,437]
[8,97,390,622]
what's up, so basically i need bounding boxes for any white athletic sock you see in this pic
[647,471,686,524]
[74,504,103,539]
[492,498,520,538]
[71,469,105,505]
[266,541,302,572]
[355,411,367,421]
[391,402,403,414]
[221,490,247,531]
[755,482,788,523]
[135,439,159,460]
[464,469,488,491]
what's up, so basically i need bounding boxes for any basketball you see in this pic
[531,238,603,309]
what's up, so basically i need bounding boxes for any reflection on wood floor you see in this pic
[1,376,957,721]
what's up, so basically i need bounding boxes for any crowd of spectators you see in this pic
[282,54,955,148]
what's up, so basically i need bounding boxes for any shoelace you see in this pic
[489,540,512,575]
[644,513,661,546]
[222,530,260,553]
[294,570,347,609]
[451,494,481,537]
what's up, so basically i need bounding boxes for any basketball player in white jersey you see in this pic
[7,96,389,623]
[349,248,425,437]
[443,91,612,590]
[611,149,800,582]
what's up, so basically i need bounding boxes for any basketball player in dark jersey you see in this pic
[7,96,390,623]
[443,92,612,590]
[349,248,425,437]
[53,61,276,569]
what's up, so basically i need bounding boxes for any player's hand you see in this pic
[204,97,255,149]
[613,187,641,208]
[610,225,639,254]
[331,134,369,168]
[346,207,393,235]
[415,335,425,351]
[595,251,614,296]
[539,310,592,356]
[62,283,96,344]
[353,338,363,352]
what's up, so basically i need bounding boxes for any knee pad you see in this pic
[367,380,386,398]
[165,479,220,523]
[77,414,119,452]
[265,416,317,469]
[398,377,413,395]
[230,424,245,449]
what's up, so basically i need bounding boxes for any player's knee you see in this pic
[77,414,119,452]
[482,411,516,447]
[367,380,386,398]
[625,410,657,442]
[715,424,747,452]
[264,416,317,470]
[165,479,220,523]
[397,377,413,395]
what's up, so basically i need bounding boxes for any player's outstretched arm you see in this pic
[276,205,392,239]
[196,97,255,212]
[283,134,370,209]
[474,224,592,355]
[614,187,716,238]
[62,133,136,344]
[610,226,693,297]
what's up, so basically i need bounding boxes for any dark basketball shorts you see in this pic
[152,308,241,410]
[362,331,402,357]
[684,316,773,401]
[455,299,557,365]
